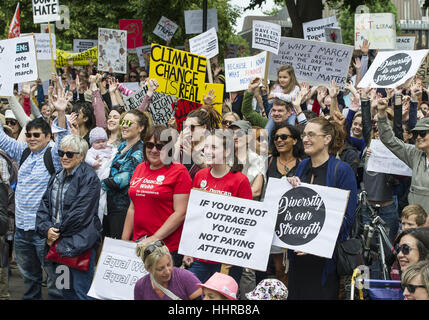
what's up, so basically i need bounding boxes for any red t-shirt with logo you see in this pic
[129,162,192,251]
[192,167,253,264]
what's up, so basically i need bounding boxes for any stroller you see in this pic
[350,268,404,300]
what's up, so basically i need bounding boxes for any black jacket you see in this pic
[0,183,8,236]
[36,162,102,257]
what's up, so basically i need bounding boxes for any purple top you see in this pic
[134,267,201,300]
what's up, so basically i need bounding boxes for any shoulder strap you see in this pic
[19,147,55,175]
[19,148,31,168]
[150,274,181,300]
[334,160,342,188]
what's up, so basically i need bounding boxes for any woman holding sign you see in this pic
[286,117,357,300]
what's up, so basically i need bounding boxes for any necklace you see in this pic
[278,158,295,174]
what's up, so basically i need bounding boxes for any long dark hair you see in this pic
[270,122,304,159]
[394,227,429,262]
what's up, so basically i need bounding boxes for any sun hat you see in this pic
[245,278,288,300]
[198,272,238,300]
[5,110,16,120]
[411,117,429,132]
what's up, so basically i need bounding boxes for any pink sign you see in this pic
[119,19,143,49]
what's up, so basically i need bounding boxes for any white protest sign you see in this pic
[396,36,416,50]
[189,27,219,59]
[178,189,278,271]
[88,238,148,300]
[367,139,412,176]
[73,39,98,53]
[184,9,218,34]
[268,37,354,87]
[124,85,175,125]
[32,0,60,24]
[153,16,178,42]
[358,50,429,88]
[252,20,281,55]
[267,179,350,259]
[355,13,396,49]
[34,33,56,60]
[121,82,140,93]
[224,51,267,92]
[98,28,127,74]
[136,45,151,67]
[325,27,343,44]
[303,16,338,42]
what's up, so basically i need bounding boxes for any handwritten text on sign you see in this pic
[153,16,178,42]
[32,0,60,24]
[354,13,396,50]
[268,37,353,87]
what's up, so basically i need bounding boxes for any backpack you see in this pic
[19,147,55,175]
[0,150,19,238]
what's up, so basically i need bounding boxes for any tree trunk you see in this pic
[285,0,323,38]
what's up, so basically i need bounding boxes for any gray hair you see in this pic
[402,260,429,293]
[60,134,89,157]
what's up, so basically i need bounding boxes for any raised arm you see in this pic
[90,75,107,129]
[241,77,268,128]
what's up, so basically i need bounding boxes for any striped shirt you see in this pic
[0,120,69,231]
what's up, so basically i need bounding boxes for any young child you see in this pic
[198,272,238,300]
[401,204,427,231]
[246,278,288,300]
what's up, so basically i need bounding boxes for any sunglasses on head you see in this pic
[120,120,134,127]
[58,150,80,159]
[395,243,414,255]
[6,119,17,126]
[401,283,426,293]
[274,134,292,141]
[25,132,42,138]
[146,142,165,151]
[143,240,165,262]
[413,130,428,139]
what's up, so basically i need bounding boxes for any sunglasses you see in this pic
[120,120,134,127]
[413,130,428,139]
[25,132,42,138]
[58,150,80,159]
[130,75,137,78]
[222,120,233,126]
[143,240,165,262]
[146,142,165,151]
[274,134,292,141]
[6,119,18,126]
[401,283,426,293]
[395,243,415,256]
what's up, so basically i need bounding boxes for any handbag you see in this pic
[336,238,364,276]
[45,241,92,271]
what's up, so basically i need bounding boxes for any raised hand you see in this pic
[68,112,80,135]
[203,89,216,106]
[52,87,71,113]
[248,77,261,93]
[353,57,362,71]
[360,39,370,55]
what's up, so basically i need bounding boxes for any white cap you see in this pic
[5,110,16,120]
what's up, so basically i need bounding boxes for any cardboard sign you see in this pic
[189,27,219,59]
[396,36,417,50]
[149,44,207,103]
[153,16,179,42]
[178,189,278,271]
[268,37,354,87]
[87,238,148,300]
[120,82,140,93]
[136,45,151,67]
[34,33,56,60]
[252,20,282,55]
[367,139,412,176]
[32,0,60,24]
[355,13,396,49]
[56,46,98,68]
[358,50,429,88]
[73,39,98,53]
[224,51,267,92]
[197,83,223,116]
[325,27,343,44]
[303,16,339,42]
[417,53,429,83]
[173,100,201,132]
[98,28,127,74]
[120,20,143,50]
[267,179,350,259]
[184,9,218,34]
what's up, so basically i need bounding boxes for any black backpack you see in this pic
[19,147,55,175]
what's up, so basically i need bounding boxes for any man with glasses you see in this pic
[0,91,70,300]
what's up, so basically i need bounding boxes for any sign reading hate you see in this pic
[268,37,353,87]
[149,44,207,103]
[32,0,60,24]
[355,13,396,50]
[252,20,281,55]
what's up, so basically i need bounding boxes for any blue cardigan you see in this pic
[290,155,358,286]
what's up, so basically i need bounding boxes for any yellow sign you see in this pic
[56,46,98,68]
[198,83,224,115]
[149,44,207,103]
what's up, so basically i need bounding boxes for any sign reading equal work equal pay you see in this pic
[149,44,207,103]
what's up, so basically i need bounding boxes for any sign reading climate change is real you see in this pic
[358,50,429,88]
[149,44,207,103]
[266,178,350,259]
[32,0,60,24]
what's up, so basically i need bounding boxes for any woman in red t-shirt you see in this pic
[183,130,253,285]
[122,125,192,267]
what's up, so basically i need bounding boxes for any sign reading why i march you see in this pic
[252,20,281,55]
[32,0,60,24]
[268,37,353,87]
[267,178,349,259]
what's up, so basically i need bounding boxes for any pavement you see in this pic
[7,264,48,300]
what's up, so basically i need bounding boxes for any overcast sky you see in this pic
[230,0,278,33]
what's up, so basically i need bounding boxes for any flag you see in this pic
[8,3,20,39]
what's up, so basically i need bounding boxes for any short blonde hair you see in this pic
[402,204,427,226]
[60,134,89,157]
[136,240,171,273]
[401,260,429,293]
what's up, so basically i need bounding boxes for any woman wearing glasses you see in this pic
[285,117,357,299]
[394,227,429,274]
[134,240,202,300]
[221,112,240,130]
[36,135,102,300]
[101,109,148,239]
[122,125,192,267]
[401,260,429,300]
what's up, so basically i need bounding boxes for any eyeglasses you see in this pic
[395,243,415,256]
[25,132,42,138]
[120,120,135,127]
[274,134,292,141]
[129,75,137,79]
[300,133,327,140]
[401,283,426,293]
[222,120,233,126]
[413,130,428,139]
[58,150,80,159]
[143,240,165,262]
[146,142,165,151]
[6,119,18,126]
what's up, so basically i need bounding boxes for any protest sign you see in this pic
[120,82,140,93]
[56,46,97,68]
[173,99,201,132]
[267,178,350,259]
[98,28,127,74]
[189,27,219,59]
[252,20,281,55]
[179,189,278,271]
[136,45,151,67]
[34,33,56,60]
[73,39,98,53]
[197,83,224,116]
[325,27,343,44]
[37,60,52,82]
[184,9,218,34]
[153,16,179,42]
[358,50,429,88]
[149,44,207,103]
[367,139,412,176]
[120,20,143,50]
[355,13,396,50]
[303,16,338,42]
[87,237,148,300]
[268,37,353,87]
[417,53,429,83]
[224,51,267,92]
[32,0,60,24]
[396,35,417,50]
